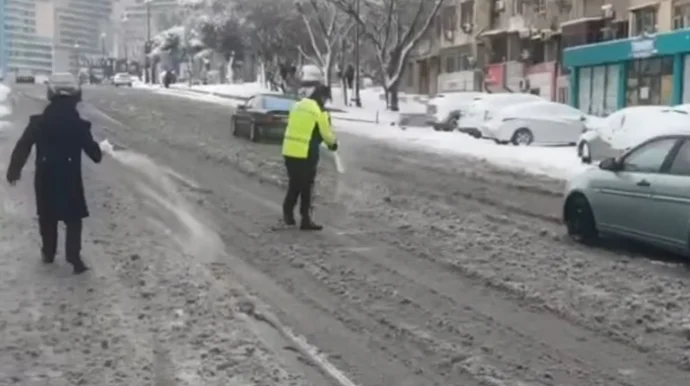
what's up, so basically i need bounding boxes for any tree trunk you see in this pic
[388,83,400,112]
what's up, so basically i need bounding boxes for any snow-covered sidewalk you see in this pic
[0,119,315,385]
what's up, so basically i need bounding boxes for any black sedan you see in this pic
[231,93,298,142]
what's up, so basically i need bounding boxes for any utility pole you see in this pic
[145,0,151,83]
[354,0,361,107]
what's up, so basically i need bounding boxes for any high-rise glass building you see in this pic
[1,0,54,75]
[53,0,112,73]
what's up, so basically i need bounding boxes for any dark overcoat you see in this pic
[5,96,102,221]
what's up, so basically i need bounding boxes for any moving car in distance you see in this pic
[113,72,133,87]
[577,106,689,163]
[564,131,690,255]
[15,69,35,84]
[426,92,483,133]
[460,93,543,139]
[481,100,587,146]
[46,72,81,100]
[231,93,297,142]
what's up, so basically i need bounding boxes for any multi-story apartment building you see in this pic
[52,0,112,73]
[405,0,635,107]
[1,0,54,75]
[564,0,690,113]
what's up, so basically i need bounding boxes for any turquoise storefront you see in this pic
[563,30,690,116]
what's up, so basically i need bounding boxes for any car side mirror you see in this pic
[580,115,586,121]
[599,157,621,171]
[236,105,246,111]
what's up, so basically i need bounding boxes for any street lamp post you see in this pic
[145,0,152,83]
[354,0,361,107]
[121,14,129,73]
[73,43,80,75]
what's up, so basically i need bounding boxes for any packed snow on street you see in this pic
[3,78,690,385]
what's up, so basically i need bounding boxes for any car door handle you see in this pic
[636,180,651,187]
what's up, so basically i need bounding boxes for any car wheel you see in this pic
[564,193,598,244]
[231,117,239,136]
[511,128,533,146]
[249,122,260,142]
[579,141,592,164]
[448,116,459,131]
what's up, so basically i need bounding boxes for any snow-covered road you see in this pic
[5,83,690,385]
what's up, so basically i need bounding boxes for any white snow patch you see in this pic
[0,84,11,103]
[335,123,586,179]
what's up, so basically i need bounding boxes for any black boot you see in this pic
[283,211,296,226]
[300,217,323,231]
[70,258,89,275]
[41,252,55,264]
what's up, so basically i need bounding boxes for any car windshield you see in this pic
[262,96,297,111]
[50,74,75,84]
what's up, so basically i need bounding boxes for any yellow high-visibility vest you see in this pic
[282,98,337,158]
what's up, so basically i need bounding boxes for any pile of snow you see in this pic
[335,122,586,179]
[0,84,12,119]
[173,82,428,124]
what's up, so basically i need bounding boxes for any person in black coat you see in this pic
[5,94,102,274]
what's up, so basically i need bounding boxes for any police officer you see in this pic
[282,84,338,230]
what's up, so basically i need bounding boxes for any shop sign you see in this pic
[484,63,504,86]
[630,37,657,59]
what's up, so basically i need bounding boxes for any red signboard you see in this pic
[484,64,504,86]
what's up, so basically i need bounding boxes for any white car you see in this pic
[112,73,133,87]
[425,92,484,134]
[481,100,587,145]
[577,105,690,163]
[459,93,544,138]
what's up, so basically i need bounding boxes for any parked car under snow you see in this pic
[577,106,690,163]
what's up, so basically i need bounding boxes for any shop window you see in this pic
[673,4,690,30]
[488,37,507,64]
[632,6,657,35]
[579,64,619,116]
[627,56,673,106]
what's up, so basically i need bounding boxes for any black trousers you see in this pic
[38,217,83,263]
[283,157,317,218]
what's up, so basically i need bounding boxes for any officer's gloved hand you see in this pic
[328,142,338,151]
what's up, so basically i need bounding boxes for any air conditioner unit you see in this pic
[461,22,473,34]
[602,4,615,19]
[494,0,505,12]
[520,49,531,61]
[541,30,554,40]
[518,29,531,39]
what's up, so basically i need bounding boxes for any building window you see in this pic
[632,6,657,35]
[460,1,474,26]
[536,0,546,13]
[442,6,457,32]
[627,56,673,106]
[673,4,690,30]
[443,52,471,73]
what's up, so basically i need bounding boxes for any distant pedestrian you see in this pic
[5,94,102,274]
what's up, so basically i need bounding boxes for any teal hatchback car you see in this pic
[564,133,690,254]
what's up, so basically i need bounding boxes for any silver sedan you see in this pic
[564,133,690,254]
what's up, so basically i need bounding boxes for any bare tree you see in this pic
[295,0,355,86]
[329,0,446,110]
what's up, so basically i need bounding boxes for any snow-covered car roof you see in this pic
[498,100,581,117]
[608,106,690,149]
